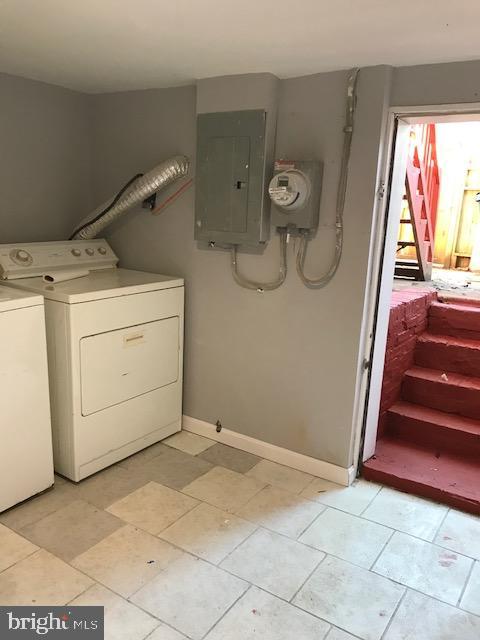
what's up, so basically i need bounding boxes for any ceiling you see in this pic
[1,1,480,94]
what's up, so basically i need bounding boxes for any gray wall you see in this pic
[5,58,480,471]
[0,73,91,243]
[392,60,480,106]
[90,68,390,468]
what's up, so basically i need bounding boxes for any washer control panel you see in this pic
[0,239,118,280]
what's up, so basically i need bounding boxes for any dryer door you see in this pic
[80,316,179,416]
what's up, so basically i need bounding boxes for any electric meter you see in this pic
[268,170,310,212]
[269,160,323,234]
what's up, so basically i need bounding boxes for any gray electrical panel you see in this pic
[195,110,271,246]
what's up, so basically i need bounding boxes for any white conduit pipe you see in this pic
[70,155,190,240]
[296,68,359,289]
[230,230,288,292]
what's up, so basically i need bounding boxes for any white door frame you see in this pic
[352,101,480,475]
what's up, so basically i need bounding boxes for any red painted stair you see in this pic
[365,437,480,514]
[402,366,480,420]
[364,298,480,514]
[388,400,480,457]
[428,300,480,341]
[415,332,480,378]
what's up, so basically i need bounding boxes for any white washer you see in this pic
[0,286,54,511]
[0,240,184,481]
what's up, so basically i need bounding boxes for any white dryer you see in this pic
[0,287,54,511]
[0,240,184,481]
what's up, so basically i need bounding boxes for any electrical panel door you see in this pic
[195,110,271,246]
[205,135,250,234]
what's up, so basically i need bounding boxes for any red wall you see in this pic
[378,289,437,437]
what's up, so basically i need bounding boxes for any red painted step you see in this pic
[438,295,480,307]
[402,366,480,420]
[362,437,480,515]
[428,301,480,341]
[415,332,480,378]
[387,400,480,457]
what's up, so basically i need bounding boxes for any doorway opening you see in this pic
[360,111,480,515]
[395,121,480,293]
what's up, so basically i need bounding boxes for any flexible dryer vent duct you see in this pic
[70,155,190,240]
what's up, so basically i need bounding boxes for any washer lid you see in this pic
[0,285,44,312]
[3,268,184,304]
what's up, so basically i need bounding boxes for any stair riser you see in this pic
[387,412,480,457]
[394,267,422,280]
[428,303,480,341]
[415,341,480,378]
[402,376,480,420]
[362,467,480,516]
[429,317,480,341]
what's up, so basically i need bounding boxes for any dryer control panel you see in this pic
[0,239,118,280]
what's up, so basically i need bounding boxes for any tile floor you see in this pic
[0,430,479,640]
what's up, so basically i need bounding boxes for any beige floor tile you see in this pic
[384,589,480,640]
[72,524,182,598]
[293,555,405,640]
[0,481,80,531]
[434,509,480,560]
[299,507,392,568]
[131,555,248,640]
[145,623,187,640]
[0,549,92,605]
[198,443,260,474]
[76,465,151,509]
[20,500,122,562]
[182,466,265,513]
[236,485,325,539]
[221,528,323,600]
[160,502,256,564]
[138,447,213,490]
[204,586,330,640]
[362,487,447,540]
[460,561,480,616]
[70,584,158,640]
[373,530,473,605]
[246,460,313,494]
[107,482,198,535]
[0,523,38,571]
[119,442,170,471]
[301,478,381,516]
[326,629,358,640]
[163,431,215,455]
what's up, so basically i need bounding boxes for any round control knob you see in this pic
[71,249,82,257]
[98,247,107,255]
[17,250,30,262]
[85,248,95,256]
[10,249,33,266]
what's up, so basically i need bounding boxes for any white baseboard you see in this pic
[183,415,355,486]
